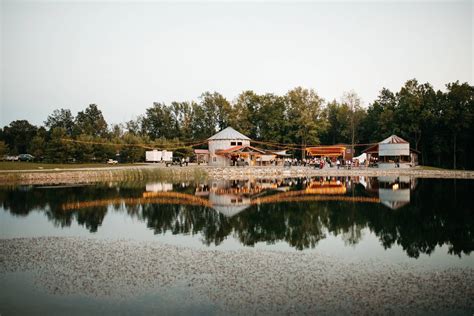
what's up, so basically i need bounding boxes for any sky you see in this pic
[1,0,472,127]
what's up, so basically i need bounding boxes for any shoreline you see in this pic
[0,164,473,185]
[1,237,473,314]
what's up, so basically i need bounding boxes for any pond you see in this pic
[1,176,473,268]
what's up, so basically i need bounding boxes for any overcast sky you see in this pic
[1,1,472,127]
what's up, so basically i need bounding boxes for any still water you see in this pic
[1,176,473,268]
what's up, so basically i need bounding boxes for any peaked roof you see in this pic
[216,145,266,155]
[380,135,408,144]
[208,127,250,141]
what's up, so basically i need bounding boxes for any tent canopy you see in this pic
[306,146,346,157]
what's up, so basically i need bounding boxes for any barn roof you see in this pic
[194,149,209,154]
[380,135,409,144]
[208,127,251,141]
[216,145,266,155]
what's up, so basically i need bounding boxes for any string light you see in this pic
[61,136,378,152]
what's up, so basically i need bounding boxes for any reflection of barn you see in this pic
[365,176,416,210]
[363,135,419,168]
[196,179,272,217]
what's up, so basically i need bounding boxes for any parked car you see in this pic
[18,154,35,161]
[166,157,183,167]
[107,159,118,164]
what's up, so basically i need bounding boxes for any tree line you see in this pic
[0,79,472,169]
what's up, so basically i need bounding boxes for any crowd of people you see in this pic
[281,157,370,169]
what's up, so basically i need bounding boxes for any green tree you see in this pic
[142,102,176,139]
[119,133,146,162]
[394,80,435,151]
[45,127,74,162]
[443,81,474,169]
[0,140,8,157]
[2,120,38,154]
[200,91,232,132]
[190,101,211,141]
[45,108,75,136]
[75,104,108,137]
[361,88,396,143]
[257,93,289,144]
[230,90,261,139]
[30,135,46,160]
[285,87,327,158]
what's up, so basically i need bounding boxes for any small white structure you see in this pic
[364,135,418,169]
[194,149,209,164]
[208,127,251,166]
[353,153,367,164]
[378,135,414,169]
[145,150,173,162]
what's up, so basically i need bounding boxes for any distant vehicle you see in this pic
[166,157,183,167]
[18,154,35,162]
[146,150,162,162]
[107,159,118,164]
[3,155,19,161]
[145,150,173,163]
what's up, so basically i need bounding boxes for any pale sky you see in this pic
[1,0,472,127]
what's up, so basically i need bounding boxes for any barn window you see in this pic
[231,142,236,146]
[237,142,242,146]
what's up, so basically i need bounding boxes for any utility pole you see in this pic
[351,98,355,160]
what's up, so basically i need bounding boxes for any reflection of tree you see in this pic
[140,203,233,246]
[76,207,108,233]
[0,185,139,233]
[0,179,473,257]
[232,202,327,250]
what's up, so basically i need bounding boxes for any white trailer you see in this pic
[162,150,173,162]
[145,150,173,163]
[146,150,162,162]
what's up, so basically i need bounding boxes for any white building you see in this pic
[208,127,251,166]
[363,135,418,169]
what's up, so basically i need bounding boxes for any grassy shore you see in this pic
[0,164,473,185]
[0,161,142,170]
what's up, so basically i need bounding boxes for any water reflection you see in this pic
[1,177,473,258]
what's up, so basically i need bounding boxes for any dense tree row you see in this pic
[0,79,473,168]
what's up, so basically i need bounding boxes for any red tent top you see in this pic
[305,146,346,157]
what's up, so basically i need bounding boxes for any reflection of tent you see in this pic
[379,189,410,210]
[377,176,411,210]
[305,181,347,195]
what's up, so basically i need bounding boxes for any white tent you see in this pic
[353,153,367,163]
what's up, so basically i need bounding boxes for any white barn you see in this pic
[364,135,419,169]
[208,127,251,166]
[378,135,417,168]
